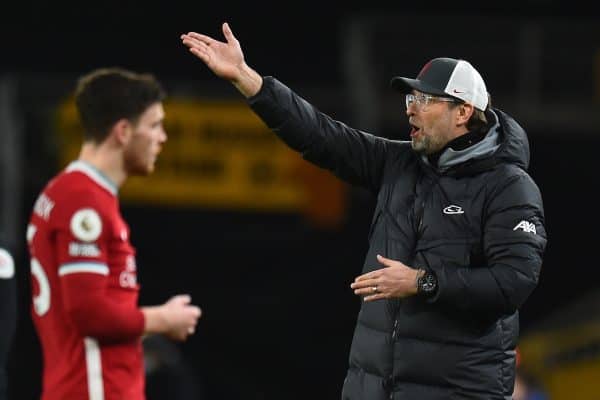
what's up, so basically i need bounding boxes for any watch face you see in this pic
[419,272,437,293]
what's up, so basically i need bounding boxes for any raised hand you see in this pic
[181,22,263,97]
[181,22,245,81]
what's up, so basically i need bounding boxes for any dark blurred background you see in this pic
[1,1,599,399]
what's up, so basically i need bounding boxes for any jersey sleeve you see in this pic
[53,190,144,342]
[54,189,109,272]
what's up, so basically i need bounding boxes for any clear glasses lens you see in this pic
[405,93,455,111]
[405,93,419,109]
[405,93,429,110]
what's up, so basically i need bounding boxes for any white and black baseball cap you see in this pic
[391,57,489,111]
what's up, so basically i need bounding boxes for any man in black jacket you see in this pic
[181,23,547,400]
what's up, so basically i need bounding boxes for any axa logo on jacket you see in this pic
[513,220,537,234]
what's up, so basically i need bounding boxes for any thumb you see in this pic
[376,254,394,267]
[222,22,236,42]
[193,306,202,318]
[173,294,191,305]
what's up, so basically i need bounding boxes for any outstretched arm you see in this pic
[181,22,400,193]
[181,22,262,98]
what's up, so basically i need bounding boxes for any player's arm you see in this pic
[55,195,145,343]
[62,267,200,342]
[58,193,200,342]
[60,266,145,342]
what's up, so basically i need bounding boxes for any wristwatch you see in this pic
[416,269,438,297]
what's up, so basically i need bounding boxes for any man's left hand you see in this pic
[351,255,419,302]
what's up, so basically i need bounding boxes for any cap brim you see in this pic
[390,77,447,96]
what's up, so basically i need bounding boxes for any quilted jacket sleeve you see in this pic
[248,76,394,193]
[430,169,547,316]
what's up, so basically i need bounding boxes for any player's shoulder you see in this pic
[47,161,117,201]
[33,161,118,224]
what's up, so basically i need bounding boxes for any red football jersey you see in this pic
[28,160,146,400]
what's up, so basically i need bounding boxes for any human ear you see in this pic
[457,103,474,125]
[112,119,132,145]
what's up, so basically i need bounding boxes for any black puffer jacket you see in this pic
[249,77,547,400]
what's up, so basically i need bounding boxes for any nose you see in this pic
[159,128,167,143]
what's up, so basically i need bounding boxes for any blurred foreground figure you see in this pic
[181,23,547,400]
[27,68,202,400]
[144,335,204,400]
[0,244,16,400]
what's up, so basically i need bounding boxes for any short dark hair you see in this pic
[74,67,166,142]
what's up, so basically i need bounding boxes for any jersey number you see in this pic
[31,258,51,316]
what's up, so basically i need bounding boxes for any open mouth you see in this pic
[410,125,421,138]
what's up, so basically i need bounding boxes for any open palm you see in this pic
[181,22,244,81]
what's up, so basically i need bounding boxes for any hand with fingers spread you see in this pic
[350,254,420,302]
[181,22,263,97]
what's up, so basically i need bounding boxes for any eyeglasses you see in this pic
[405,93,457,111]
